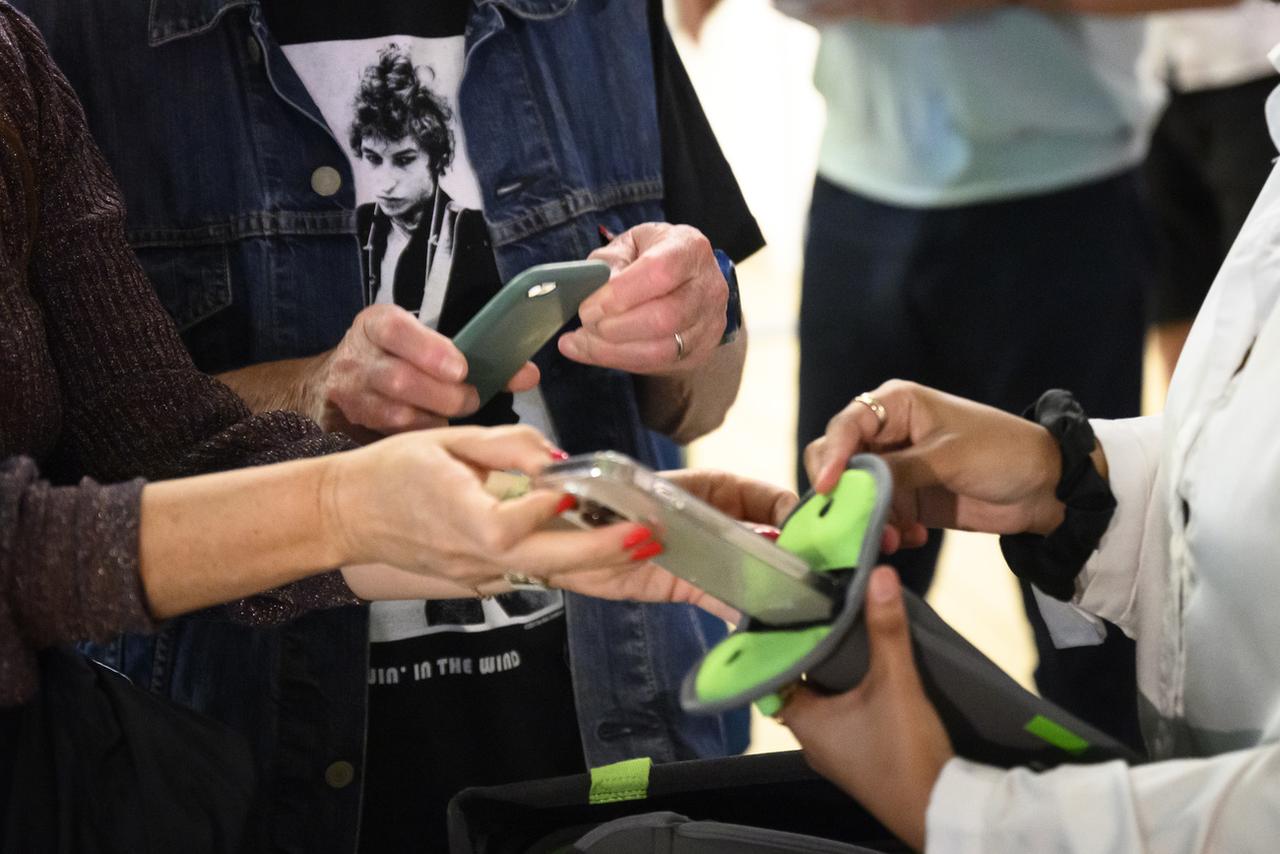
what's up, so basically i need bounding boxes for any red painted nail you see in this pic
[630,541,664,562]
[622,525,653,549]
[555,494,578,514]
[550,449,570,461]
[751,525,781,541]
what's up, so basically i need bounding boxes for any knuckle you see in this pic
[381,405,415,432]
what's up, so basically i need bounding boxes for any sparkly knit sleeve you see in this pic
[0,457,152,705]
[1,8,357,621]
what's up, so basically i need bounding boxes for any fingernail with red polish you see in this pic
[622,526,653,549]
[550,449,570,461]
[630,542,664,562]
[555,494,578,514]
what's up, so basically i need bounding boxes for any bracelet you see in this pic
[998,390,1116,601]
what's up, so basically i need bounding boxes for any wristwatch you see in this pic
[714,248,742,346]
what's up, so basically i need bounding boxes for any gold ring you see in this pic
[853,393,887,434]
[673,331,687,361]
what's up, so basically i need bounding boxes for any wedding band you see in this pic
[504,571,550,590]
[673,330,687,361]
[853,393,887,435]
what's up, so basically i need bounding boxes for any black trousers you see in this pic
[1144,75,1278,325]
[797,171,1149,749]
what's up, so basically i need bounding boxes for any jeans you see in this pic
[797,171,1149,749]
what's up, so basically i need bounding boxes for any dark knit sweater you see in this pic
[0,4,356,706]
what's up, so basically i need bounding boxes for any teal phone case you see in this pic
[453,260,611,406]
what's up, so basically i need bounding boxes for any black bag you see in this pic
[572,812,883,853]
[447,751,909,854]
[2,647,255,854]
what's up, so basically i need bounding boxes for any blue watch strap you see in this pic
[714,248,742,345]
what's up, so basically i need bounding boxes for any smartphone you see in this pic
[453,260,612,406]
[535,452,841,626]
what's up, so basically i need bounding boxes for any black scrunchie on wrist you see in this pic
[998,390,1117,601]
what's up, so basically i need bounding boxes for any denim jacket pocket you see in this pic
[134,243,233,332]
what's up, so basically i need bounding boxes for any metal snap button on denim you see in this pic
[325,760,355,789]
[311,166,342,197]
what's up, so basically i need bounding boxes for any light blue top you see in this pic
[814,10,1158,207]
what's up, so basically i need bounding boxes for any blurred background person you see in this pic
[1142,0,1280,382]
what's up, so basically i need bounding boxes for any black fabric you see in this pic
[648,0,764,265]
[360,603,585,854]
[572,811,883,853]
[999,390,1118,601]
[263,0,467,42]
[448,750,905,854]
[1144,75,1277,325]
[1,648,253,854]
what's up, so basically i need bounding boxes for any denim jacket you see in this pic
[15,0,728,850]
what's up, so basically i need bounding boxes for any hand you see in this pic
[558,223,728,376]
[325,425,639,584]
[775,0,1002,27]
[661,468,799,528]
[781,566,954,852]
[804,380,1067,547]
[315,304,539,438]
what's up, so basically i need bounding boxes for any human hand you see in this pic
[316,304,539,438]
[781,566,953,852]
[326,425,643,584]
[558,223,728,376]
[775,0,1002,27]
[804,380,1066,547]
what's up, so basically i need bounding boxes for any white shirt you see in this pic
[1144,0,1280,91]
[925,77,1280,853]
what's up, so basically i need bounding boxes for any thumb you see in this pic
[864,566,917,687]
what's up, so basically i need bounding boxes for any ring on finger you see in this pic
[853,392,887,435]
[673,330,687,361]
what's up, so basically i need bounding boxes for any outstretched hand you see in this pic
[804,380,1070,548]
[781,566,954,851]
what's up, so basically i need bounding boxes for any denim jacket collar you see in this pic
[148,0,574,46]
[147,0,250,45]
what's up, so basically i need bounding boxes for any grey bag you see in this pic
[573,812,880,854]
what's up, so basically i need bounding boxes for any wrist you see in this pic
[1029,425,1066,536]
[318,450,366,567]
[306,349,338,429]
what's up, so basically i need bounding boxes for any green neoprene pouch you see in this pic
[680,455,892,713]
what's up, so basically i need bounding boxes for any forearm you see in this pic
[216,353,329,421]
[637,329,747,445]
[342,562,525,601]
[138,454,348,619]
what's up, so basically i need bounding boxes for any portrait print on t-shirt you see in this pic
[288,38,498,329]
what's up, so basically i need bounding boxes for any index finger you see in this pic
[366,308,468,382]
[579,239,699,321]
